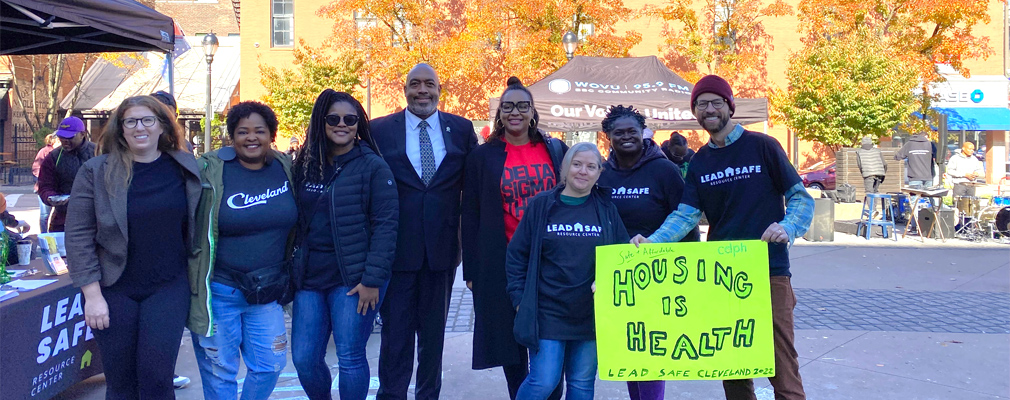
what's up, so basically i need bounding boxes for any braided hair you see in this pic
[601,104,647,134]
[293,89,381,185]
[489,76,545,144]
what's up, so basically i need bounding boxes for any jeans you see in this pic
[862,176,883,194]
[292,283,388,400]
[192,282,288,400]
[92,277,189,400]
[517,339,597,400]
[38,195,51,234]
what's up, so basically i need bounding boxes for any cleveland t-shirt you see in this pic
[681,130,802,276]
[501,142,556,241]
[538,195,602,340]
[215,160,297,286]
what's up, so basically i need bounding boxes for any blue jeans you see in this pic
[517,339,597,400]
[38,195,51,233]
[292,283,388,400]
[192,282,288,400]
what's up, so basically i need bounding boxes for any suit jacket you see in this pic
[65,150,202,288]
[371,110,477,272]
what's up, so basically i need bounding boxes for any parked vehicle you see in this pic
[800,161,836,190]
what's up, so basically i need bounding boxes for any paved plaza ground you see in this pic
[4,187,1006,400]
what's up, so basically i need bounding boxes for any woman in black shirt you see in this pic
[505,142,630,400]
[290,90,399,400]
[66,95,201,398]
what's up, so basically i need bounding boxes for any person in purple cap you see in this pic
[37,116,96,232]
[631,75,813,400]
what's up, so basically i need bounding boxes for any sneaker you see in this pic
[173,375,190,389]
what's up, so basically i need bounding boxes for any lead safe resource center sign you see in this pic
[595,241,774,381]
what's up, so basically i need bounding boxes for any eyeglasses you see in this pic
[325,114,359,127]
[500,101,532,113]
[123,116,158,129]
[694,99,727,110]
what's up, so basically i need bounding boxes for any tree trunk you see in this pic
[45,54,67,127]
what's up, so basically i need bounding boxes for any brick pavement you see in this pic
[390,287,1010,335]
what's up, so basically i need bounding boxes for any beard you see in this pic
[699,113,730,134]
[407,101,438,118]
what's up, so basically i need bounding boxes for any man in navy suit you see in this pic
[372,63,478,400]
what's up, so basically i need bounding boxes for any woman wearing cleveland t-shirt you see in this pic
[505,142,630,400]
[188,101,298,399]
[462,77,566,399]
[597,105,699,400]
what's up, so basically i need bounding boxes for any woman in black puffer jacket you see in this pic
[290,89,399,400]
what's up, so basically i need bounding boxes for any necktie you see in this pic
[418,120,436,186]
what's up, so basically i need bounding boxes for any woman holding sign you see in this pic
[65,95,201,398]
[597,105,698,400]
[462,77,567,400]
[505,142,630,400]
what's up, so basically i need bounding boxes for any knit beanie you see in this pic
[690,75,735,113]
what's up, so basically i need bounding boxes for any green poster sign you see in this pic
[595,240,774,381]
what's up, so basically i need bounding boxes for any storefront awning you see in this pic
[934,107,1010,131]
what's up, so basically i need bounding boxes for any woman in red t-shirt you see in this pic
[462,77,567,399]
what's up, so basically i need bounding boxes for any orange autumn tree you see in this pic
[647,0,792,97]
[795,0,1004,131]
[317,0,641,120]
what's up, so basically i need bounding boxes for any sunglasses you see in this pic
[325,114,359,127]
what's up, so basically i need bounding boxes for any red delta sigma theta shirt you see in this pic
[501,141,556,241]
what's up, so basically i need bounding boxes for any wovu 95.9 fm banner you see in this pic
[594,240,774,381]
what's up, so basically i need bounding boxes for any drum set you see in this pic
[954,196,1010,242]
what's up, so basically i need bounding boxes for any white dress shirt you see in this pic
[404,110,447,178]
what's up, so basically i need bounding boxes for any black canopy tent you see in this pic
[0,0,175,55]
[491,56,768,132]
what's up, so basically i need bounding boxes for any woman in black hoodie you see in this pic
[597,105,698,400]
[290,90,399,400]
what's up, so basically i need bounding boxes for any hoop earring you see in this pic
[496,119,504,128]
[530,118,537,129]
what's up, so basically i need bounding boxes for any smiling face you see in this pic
[499,90,533,138]
[566,150,602,195]
[232,112,271,168]
[404,65,440,119]
[693,92,732,135]
[607,116,644,160]
[122,106,163,157]
[326,101,358,157]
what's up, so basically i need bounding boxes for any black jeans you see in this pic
[92,277,189,400]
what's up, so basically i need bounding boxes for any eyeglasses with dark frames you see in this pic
[123,116,158,129]
[694,99,727,110]
[500,101,532,113]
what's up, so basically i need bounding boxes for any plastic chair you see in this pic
[859,193,897,241]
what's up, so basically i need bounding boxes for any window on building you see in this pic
[272,0,294,47]
[577,23,594,41]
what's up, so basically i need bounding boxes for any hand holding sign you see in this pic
[594,240,774,381]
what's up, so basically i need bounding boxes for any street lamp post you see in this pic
[562,31,578,61]
[202,33,219,154]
